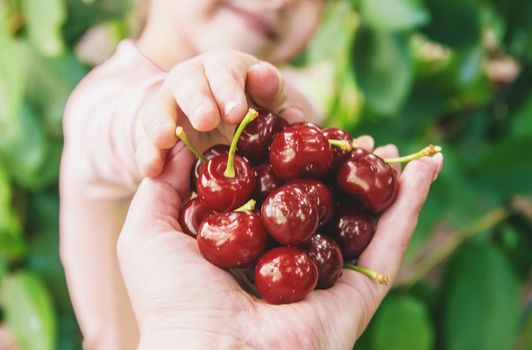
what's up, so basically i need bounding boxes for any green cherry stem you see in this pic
[328,139,358,151]
[175,126,207,161]
[385,144,442,164]
[224,108,259,178]
[234,199,256,212]
[344,263,392,285]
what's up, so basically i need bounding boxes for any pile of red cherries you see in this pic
[177,109,440,305]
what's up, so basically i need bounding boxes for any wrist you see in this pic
[139,329,246,349]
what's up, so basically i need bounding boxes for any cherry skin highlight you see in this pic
[191,144,230,192]
[253,163,284,204]
[328,204,375,260]
[197,211,268,268]
[303,234,344,289]
[336,148,398,212]
[237,110,288,165]
[261,184,318,246]
[269,124,333,181]
[289,179,334,227]
[178,197,214,237]
[255,247,318,304]
[196,153,255,211]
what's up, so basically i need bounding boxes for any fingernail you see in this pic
[224,100,240,118]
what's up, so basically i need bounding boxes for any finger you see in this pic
[373,144,401,176]
[355,135,374,152]
[278,103,305,124]
[203,56,249,124]
[359,156,440,281]
[141,90,179,149]
[135,138,167,178]
[165,62,221,132]
[123,144,196,240]
[246,62,288,112]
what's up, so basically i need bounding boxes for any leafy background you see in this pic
[0,0,530,349]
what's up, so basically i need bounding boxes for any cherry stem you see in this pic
[385,144,442,164]
[344,263,392,286]
[234,199,256,212]
[328,139,358,151]
[224,108,259,178]
[175,126,207,161]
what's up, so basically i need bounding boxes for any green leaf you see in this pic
[21,0,66,56]
[476,136,532,196]
[353,26,412,115]
[0,8,26,123]
[360,0,430,32]
[0,104,49,189]
[370,295,434,350]
[3,272,57,350]
[0,163,25,261]
[442,242,520,350]
[423,0,481,49]
[24,45,87,135]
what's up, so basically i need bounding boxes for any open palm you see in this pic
[118,139,442,349]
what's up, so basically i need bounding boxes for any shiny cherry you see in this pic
[255,247,318,304]
[197,153,255,211]
[178,197,214,237]
[289,179,334,227]
[322,128,353,169]
[269,124,333,180]
[237,110,288,164]
[253,163,284,204]
[190,144,230,192]
[197,210,268,268]
[328,204,375,260]
[261,184,318,245]
[294,121,321,131]
[303,234,344,289]
[336,148,398,212]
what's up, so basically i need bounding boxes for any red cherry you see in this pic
[178,197,214,237]
[303,234,344,289]
[190,144,230,192]
[328,204,375,260]
[253,163,284,204]
[294,121,321,131]
[321,128,353,169]
[237,111,288,164]
[336,148,398,212]
[197,210,268,268]
[255,247,318,304]
[289,179,334,227]
[269,124,333,180]
[261,184,318,246]
[196,153,255,211]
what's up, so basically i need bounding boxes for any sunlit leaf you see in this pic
[353,26,412,115]
[21,0,66,56]
[360,0,430,32]
[3,272,57,350]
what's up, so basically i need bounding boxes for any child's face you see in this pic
[162,0,325,63]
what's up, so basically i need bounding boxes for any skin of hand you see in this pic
[135,49,307,178]
[118,136,444,349]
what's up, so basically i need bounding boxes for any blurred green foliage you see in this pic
[0,0,530,349]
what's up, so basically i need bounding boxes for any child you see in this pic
[60,1,442,349]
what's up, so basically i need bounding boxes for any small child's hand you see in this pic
[135,49,305,178]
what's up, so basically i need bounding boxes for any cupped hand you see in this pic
[135,49,305,177]
[118,136,443,349]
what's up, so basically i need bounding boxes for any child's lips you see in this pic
[223,3,280,41]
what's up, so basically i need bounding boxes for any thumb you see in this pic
[120,142,195,240]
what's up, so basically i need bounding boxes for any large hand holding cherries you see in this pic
[177,108,441,305]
